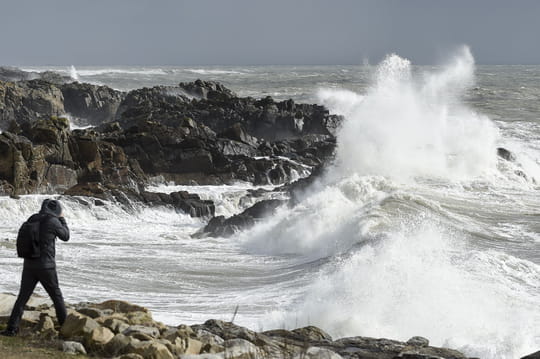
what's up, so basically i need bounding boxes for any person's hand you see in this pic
[59,211,64,218]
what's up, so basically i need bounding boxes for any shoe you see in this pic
[0,328,18,337]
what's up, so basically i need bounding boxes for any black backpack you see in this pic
[16,217,42,258]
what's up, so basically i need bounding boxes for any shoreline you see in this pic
[0,293,480,359]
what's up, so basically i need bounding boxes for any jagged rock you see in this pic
[406,336,429,347]
[61,82,124,125]
[0,80,65,130]
[60,312,100,338]
[292,326,333,343]
[294,347,343,359]
[200,199,286,237]
[62,340,87,355]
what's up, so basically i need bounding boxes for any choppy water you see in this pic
[3,48,539,358]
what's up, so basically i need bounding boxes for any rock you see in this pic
[292,326,333,343]
[102,317,131,334]
[201,199,286,237]
[62,340,87,355]
[60,82,124,125]
[522,350,540,359]
[406,336,429,347]
[84,326,115,351]
[105,333,137,356]
[94,300,149,314]
[294,347,343,359]
[222,338,265,359]
[131,341,175,359]
[60,312,100,338]
[35,313,55,332]
[77,307,105,319]
[497,147,516,161]
[123,325,161,339]
[116,354,144,359]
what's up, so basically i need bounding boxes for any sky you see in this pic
[1,0,539,66]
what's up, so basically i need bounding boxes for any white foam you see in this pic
[69,65,79,82]
[185,69,245,75]
[263,223,539,359]
[322,46,499,182]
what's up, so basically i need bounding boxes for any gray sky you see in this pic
[1,0,539,66]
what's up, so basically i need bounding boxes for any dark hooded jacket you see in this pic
[23,199,70,269]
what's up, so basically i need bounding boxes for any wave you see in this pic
[238,47,540,359]
[185,69,245,75]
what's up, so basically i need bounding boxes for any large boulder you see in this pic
[0,80,65,130]
[61,82,124,125]
[60,312,100,338]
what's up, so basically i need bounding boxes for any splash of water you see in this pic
[70,65,79,82]
[323,46,499,181]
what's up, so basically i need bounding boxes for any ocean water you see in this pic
[1,47,538,358]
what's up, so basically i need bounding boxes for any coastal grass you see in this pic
[0,324,88,359]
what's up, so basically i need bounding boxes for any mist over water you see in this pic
[4,50,540,359]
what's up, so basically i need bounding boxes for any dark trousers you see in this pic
[7,267,67,330]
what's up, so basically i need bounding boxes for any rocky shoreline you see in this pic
[0,293,495,359]
[1,68,534,359]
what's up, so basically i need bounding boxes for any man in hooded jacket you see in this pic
[1,199,70,336]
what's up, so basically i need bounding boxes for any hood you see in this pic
[39,199,62,217]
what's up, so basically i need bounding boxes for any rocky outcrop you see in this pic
[0,80,65,131]
[0,69,339,219]
[200,199,286,237]
[0,294,474,359]
[61,82,125,125]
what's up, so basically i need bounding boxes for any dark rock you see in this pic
[406,336,429,347]
[61,82,125,125]
[497,147,516,162]
[199,199,285,237]
[521,350,540,359]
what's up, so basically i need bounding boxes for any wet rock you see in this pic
[62,340,87,355]
[200,199,286,237]
[497,147,516,161]
[61,82,124,125]
[521,350,540,359]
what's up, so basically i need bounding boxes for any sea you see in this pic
[1,47,539,358]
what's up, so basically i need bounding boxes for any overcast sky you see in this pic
[1,0,539,66]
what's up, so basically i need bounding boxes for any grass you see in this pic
[0,324,89,359]
[0,336,88,359]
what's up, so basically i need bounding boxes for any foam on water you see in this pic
[238,47,540,358]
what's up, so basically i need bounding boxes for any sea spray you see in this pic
[326,46,499,181]
[70,65,79,82]
[242,48,540,359]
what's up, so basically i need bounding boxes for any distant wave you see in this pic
[185,69,245,75]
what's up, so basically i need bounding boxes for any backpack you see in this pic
[16,217,42,258]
